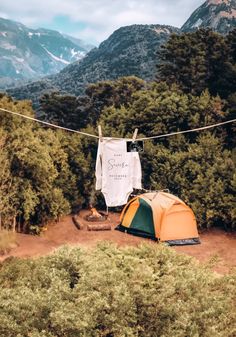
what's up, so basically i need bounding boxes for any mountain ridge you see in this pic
[7,24,179,105]
[181,0,236,33]
[0,17,92,89]
[5,0,236,104]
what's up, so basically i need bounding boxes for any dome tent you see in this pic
[116,192,200,245]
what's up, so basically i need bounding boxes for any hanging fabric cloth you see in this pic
[95,138,142,207]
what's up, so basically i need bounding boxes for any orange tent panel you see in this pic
[117,192,200,245]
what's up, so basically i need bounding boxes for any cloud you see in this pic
[0,0,204,43]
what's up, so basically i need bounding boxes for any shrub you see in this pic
[0,243,235,336]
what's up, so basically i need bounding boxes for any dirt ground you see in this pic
[1,210,236,274]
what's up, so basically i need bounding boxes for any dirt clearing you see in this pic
[1,211,236,274]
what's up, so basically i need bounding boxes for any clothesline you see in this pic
[0,107,235,141]
[138,119,236,141]
[0,107,99,139]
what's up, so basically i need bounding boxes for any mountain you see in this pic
[181,0,236,33]
[0,17,90,89]
[7,24,179,105]
[8,0,236,105]
[62,34,95,52]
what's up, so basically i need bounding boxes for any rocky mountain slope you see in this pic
[182,0,236,33]
[0,18,92,89]
[7,24,179,104]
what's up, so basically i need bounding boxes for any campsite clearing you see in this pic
[0,211,236,274]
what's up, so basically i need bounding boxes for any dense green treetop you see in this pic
[157,29,236,98]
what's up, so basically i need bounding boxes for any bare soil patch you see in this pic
[1,210,236,274]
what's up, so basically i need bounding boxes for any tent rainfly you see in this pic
[116,192,200,246]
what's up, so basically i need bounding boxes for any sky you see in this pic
[0,0,205,45]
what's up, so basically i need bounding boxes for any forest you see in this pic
[0,28,235,233]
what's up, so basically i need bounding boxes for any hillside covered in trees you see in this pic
[7,24,179,106]
[6,0,236,107]
[0,29,235,233]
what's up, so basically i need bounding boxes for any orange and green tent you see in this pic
[116,192,200,245]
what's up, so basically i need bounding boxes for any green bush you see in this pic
[145,133,235,229]
[0,244,235,336]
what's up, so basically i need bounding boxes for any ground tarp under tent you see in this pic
[116,192,200,245]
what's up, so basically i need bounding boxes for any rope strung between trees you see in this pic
[0,107,99,139]
[0,107,235,141]
[137,119,236,141]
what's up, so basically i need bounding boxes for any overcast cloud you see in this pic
[0,0,204,43]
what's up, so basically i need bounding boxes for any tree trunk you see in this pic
[12,215,16,232]
[17,215,21,233]
[22,221,28,234]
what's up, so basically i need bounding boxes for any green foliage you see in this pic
[39,77,146,129]
[146,133,235,229]
[97,81,235,229]
[39,92,89,129]
[85,76,145,125]
[0,95,71,231]
[157,29,236,98]
[99,83,226,139]
[0,244,235,336]
[0,128,14,224]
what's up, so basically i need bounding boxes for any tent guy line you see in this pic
[0,107,235,141]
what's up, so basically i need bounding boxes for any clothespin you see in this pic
[98,125,103,142]
[132,128,138,143]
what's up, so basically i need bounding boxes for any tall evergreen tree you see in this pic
[157,29,236,98]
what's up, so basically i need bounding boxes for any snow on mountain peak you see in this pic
[0,17,91,89]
